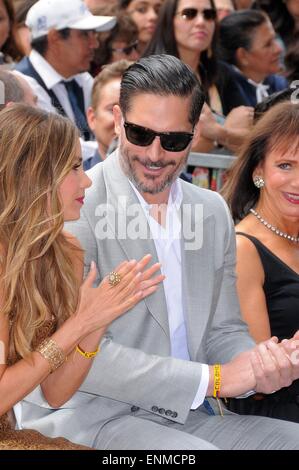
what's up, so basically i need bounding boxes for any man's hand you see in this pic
[280,331,299,382]
[250,339,293,394]
[208,337,297,398]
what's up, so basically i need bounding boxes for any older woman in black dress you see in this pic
[223,101,299,422]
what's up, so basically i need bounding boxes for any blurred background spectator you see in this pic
[0,68,36,108]
[12,0,36,59]
[85,59,131,169]
[218,10,287,108]
[255,0,299,49]
[118,0,163,54]
[91,11,138,75]
[15,0,115,147]
[0,0,19,65]
[144,0,254,154]
[85,0,117,14]
[214,0,234,20]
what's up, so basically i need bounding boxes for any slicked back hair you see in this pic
[119,54,205,127]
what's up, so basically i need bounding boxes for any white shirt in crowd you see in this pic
[19,50,97,160]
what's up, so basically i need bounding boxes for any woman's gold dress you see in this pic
[0,320,90,450]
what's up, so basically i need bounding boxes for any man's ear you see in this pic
[191,120,201,149]
[86,106,96,131]
[113,104,122,136]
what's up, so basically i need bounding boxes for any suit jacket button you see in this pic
[152,406,159,413]
[165,409,173,417]
[158,408,165,415]
[131,406,139,412]
[172,412,178,418]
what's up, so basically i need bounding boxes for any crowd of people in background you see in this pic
[1,0,299,451]
[1,0,298,158]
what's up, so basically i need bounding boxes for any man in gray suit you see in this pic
[20,55,299,449]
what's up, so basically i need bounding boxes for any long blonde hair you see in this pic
[0,104,81,360]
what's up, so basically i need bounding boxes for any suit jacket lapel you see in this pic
[102,151,170,338]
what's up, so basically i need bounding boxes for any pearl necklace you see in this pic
[250,209,299,243]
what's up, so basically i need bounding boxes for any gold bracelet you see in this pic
[76,344,99,359]
[35,338,66,373]
[213,364,221,398]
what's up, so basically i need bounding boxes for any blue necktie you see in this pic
[63,79,91,141]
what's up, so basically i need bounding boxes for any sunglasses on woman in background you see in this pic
[176,7,217,21]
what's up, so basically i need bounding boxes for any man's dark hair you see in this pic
[31,28,71,56]
[119,54,205,127]
[0,71,25,111]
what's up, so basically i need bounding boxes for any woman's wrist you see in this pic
[78,327,106,351]
[51,314,87,355]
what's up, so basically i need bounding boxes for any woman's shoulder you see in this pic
[235,221,263,258]
[235,230,265,282]
[235,231,260,253]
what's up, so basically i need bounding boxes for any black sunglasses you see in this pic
[124,122,194,152]
[111,41,138,56]
[176,7,217,21]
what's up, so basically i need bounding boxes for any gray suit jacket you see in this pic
[20,150,254,446]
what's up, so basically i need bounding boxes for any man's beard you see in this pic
[119,142,188,195]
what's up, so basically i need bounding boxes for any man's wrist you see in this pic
[207,364,222,397]
[215,126,228,148]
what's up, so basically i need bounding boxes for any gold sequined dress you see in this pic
[0,320,90,450]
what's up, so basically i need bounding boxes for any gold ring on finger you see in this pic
[108,271,121,287]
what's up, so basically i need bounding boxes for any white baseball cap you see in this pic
[26,0,116,40]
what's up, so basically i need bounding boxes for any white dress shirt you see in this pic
[130,180,209,409]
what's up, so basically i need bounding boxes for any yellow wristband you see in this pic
[213,364,221,398]
[76,344,99,359]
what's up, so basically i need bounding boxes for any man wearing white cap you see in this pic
[16,0,116,142]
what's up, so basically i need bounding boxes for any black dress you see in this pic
[227,233,299,423]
